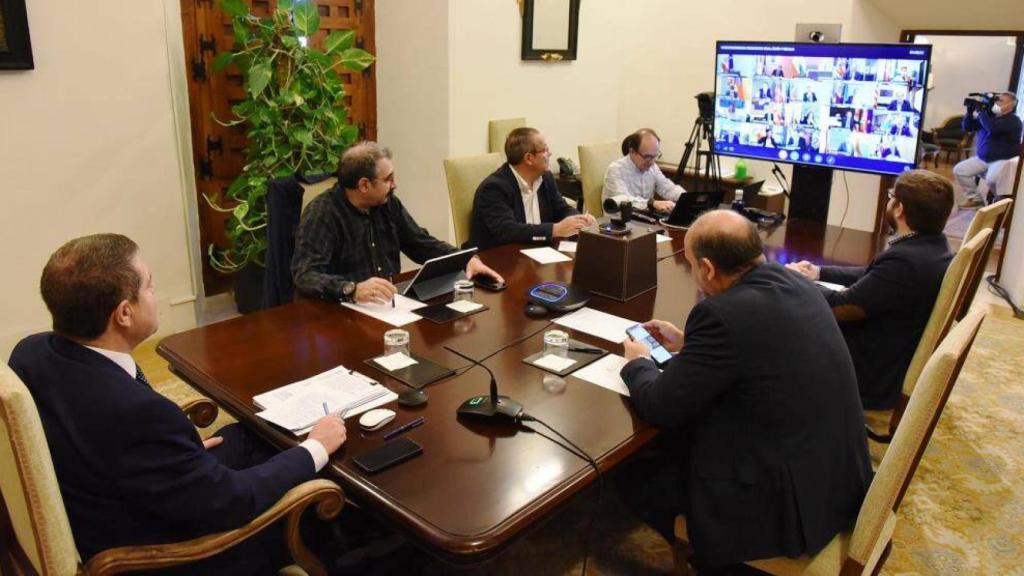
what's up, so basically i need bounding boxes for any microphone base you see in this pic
[457,395,524,424]
[599,222,632,236]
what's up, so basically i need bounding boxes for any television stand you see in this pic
[789,165,833,224]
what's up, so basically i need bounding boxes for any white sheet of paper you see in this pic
[573,353,630,397]
[373,352,419,371]
[521,246,573,264]
[446,300,484,313]
[532,354,577,372]
[553,307,635,344]
[342,293,426,327]
[656,234,672,244]
[557,241,578,253]
[815,280,846,292]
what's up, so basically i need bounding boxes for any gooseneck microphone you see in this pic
[444,346,524,424]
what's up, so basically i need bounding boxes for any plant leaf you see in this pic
[212,51,234,72]
[232,19,249,46]
[219,0,247,18]
[233,202,250,221]
[323,30,354,55]
[247,58,273,97]
[278,0,294,11]
[292,1,320,37]
[338,48,375,71]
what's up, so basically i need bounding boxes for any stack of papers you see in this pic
[553,307,635,344]
[255,365,397,435]
[521,247,573,264]
[342,294,426,327]
[815,280,845,291]
[656,234,672,244]
[446,300,484,313]
[557,241,578,253]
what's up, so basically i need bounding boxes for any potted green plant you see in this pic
[205,0,374,312]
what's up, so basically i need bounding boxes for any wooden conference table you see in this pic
[157,219,882,564]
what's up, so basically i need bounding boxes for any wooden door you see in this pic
[180,0,377,295]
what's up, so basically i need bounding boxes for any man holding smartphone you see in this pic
[616,210,872,572]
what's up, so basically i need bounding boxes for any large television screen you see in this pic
[713,41,932,176]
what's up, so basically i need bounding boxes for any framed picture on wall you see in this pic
[0,0,34,70]
[521,0,580,62]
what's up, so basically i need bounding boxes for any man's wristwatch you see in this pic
[339,281,356,303]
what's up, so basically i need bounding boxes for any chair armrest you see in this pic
[84,478,344,576]
[180,398,218,428]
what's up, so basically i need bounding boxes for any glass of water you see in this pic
[542,329,569,358]
[383,329,411,357]
[453,279,475,303]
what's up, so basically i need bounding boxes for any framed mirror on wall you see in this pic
[0,0,34,70]
[521,0,580,62]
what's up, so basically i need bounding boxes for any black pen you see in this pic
[389,274,396,308]
[382,416,425,440]
[568,346,603,354]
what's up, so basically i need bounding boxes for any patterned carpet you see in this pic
[146,300,1024,575]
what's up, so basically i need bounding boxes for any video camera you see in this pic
[696,91,715,121]
[964,92,997,112]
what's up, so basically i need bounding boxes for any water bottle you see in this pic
[734,159,748,180]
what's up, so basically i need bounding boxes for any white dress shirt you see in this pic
[602,156,686,210]
[85,345,329,471]
[511,165,543,225]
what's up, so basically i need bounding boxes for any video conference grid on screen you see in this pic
[713,42,932,176]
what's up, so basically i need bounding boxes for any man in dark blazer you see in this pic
[787,170,954,409]
[8,234,348,573]
[467,127,595,249]
[617,210,872,570]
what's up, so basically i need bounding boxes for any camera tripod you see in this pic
[674,115,723,194]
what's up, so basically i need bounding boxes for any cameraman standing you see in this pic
[954,92,1022,208]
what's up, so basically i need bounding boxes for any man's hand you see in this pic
[643,319,684,353]
[466,256,504,284]
[785,260,820,280]
[653,200,676,213]
[202,436,223,450]
[553,214,595,238]
[307,415,347,455]
[623,338,651,362]
[354,277,397,304]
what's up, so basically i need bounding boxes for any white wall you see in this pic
[916,35,1016,130]
[376,0,906,239]
[0,0,199,358]
[376,0,452,246]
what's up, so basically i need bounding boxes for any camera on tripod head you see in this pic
[696,91,715,122]
[964,92,997,112]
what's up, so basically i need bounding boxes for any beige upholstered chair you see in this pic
[673,308,987,576]
[443,153,503,246]
[0,364,344,576]
[954,198,1013,321]
[866,228,991,443]
[488,117,527,156]
[300,175,338,212]
[578,141,622,218]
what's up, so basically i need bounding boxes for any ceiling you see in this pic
[863,0,1024,32]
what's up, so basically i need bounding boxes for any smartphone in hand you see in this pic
[626,324,673,368]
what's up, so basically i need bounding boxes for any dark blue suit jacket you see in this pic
[466,163,578,250]
[622,263,872,565]
[8,333,316,560]
[820,234,952,409]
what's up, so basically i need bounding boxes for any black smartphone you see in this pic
[472,274,507,292]
[626,324,673,369]
[354,438,423,474]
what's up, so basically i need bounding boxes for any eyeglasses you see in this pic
[374,173,396,184]
[529,147,551,156]
[638,151,663,162]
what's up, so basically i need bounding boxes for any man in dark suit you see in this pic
[8,234,348,573]
[617,210,872,571]
[787,170,954,409]
[467,127,594,249]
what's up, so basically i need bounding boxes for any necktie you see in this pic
[135,365,151,387]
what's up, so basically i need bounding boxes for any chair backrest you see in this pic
[901,228,990,399]
[443,153,503,246]
[956,198,1013,320]
[845,308,985,573]
[488,118,527,157]
[942,114,963,130]
[578,141,621,218]
[0,364,80,575]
